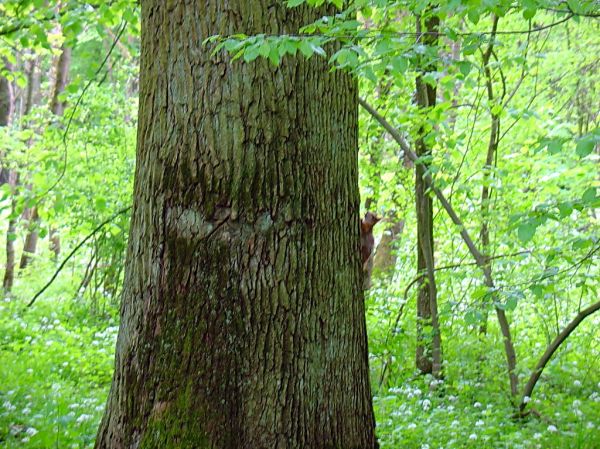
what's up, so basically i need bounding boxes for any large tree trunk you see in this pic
[414,12,442,378]
[48,44,72,258]
[95,2,377,449]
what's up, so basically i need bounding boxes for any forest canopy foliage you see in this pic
[0,0,598,448]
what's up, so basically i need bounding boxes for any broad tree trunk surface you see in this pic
[95,2,377,449]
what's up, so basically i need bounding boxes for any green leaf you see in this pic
[465,310,483,325]
[95,197,107,212]
[547,139,563,155]
[572,237,592,250]
[467,9,480,24]
[457,60,472,77]
[576,138,595,158]
[523,8,536,20]
[299,40,314,58]
[504,296,519,311]
[268,46,281,66]
[582,187,597,204]
[517,222,536,243]
[391,56,408,74]
[281,39,298,57]
[557,202,573,218]
[243,45,260,62]
[530,284,544,299]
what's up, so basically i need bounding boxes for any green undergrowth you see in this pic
[1,272,598,448]
[0,269,119,449]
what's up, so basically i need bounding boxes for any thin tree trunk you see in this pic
[3,197,17,291]
[20,57,42,269]
[372,217,405,277]
[478,15,501,336]
[95,2,377,448]
[50,44,71,117]
[414,10,442,378]
[360,97,520,398]
[20,206,39,269]
[1,60,16,292]
[519,300,600,414]
[48,44,72,258]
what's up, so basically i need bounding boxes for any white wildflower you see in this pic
[587,422,595,429]
[547,425,558,433]
[475,420,484,426]
[533,432,542,440]
[573,380,582,387]
[3,401,16,411]
[422,399,431,411]
[469,433,477,440]
[523,396,531,404]
[25,427,38,436]
[76,414,93,424]
[407,423,417,430]
[473,402,482,408]
[22,407,31,415]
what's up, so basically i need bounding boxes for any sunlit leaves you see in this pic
[286,0,344,8]
[207,34,329,66]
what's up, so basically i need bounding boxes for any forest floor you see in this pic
[0,273,598,449]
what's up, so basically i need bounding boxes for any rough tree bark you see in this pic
[48,44,72,258]
[95,2,377,449]
[414,11,442,378]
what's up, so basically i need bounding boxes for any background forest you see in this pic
[0,0,598,448]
